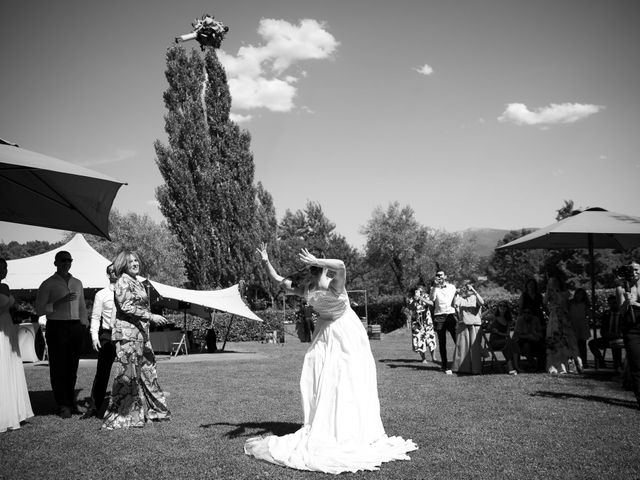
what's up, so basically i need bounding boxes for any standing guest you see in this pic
[245,244,417,474]
[429,270,457,374]
[569,288,591,368]
[0,258,34,432]
[487,301,519,375]
[35,251,87,418]
[102,251,171,429]
[616,262,640,409]
[82,263,117,419]
[589,295,623,371]
[519,278,545,327]
[518,278,546,370]
[545,275,581,375]
[451,282,485,375]
[407,285,436,363]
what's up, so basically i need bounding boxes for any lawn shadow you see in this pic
[201,421,301,438]
[28,389,87,415]
[378,358,441,372]
[531,390,638,410]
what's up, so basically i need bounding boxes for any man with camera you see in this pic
[616,262,640,409]
[429,270,457,374]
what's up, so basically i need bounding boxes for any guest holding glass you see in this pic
[35,250,87,418]
[429,270,457,374]
[102,251,171,429]
[0,258,34,432]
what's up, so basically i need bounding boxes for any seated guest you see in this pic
[589,295,623,371]
[487,301,519,375]
[451,282,484,375]
[513,309,545,371]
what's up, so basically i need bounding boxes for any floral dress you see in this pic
[102,273,170,429]
[408,296,436,355]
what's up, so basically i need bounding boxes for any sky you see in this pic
[1,0,639,250]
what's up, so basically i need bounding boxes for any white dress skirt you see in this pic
[0,292,34,432]
[244,287,417,474]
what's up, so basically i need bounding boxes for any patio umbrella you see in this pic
[0,139,126,239]
[496,207,640,341]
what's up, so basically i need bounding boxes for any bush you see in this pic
[166,308,299,346]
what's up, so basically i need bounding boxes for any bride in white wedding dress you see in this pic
[244,244,417,474]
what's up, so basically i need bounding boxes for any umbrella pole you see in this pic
[173,308,189,357]
[589,234,598,368]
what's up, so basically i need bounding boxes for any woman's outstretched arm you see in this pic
[299,248,346,291]
[257,243,298,295]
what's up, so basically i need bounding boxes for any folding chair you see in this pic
[481,328,501,372]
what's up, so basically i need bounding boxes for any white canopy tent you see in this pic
[149,281,262,323]
[5,233,112,290]
[5,233,262,322]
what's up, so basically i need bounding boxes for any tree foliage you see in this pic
[361,202,481,295]
[154,45,257,289]
[66,210,187,286]
[486,229,546,292]
[0,240,63,260]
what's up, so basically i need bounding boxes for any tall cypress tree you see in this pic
[154,44,258,289]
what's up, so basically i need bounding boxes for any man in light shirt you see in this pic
[429,270,457,374]
[82,263,117,419]
[36,250,87,418]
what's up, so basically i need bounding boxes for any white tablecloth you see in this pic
[18,322,39,363]
[150,330,183,353]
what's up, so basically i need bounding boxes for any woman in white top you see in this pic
[0,258,34,432]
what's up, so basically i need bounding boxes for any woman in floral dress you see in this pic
[102,251,171,429]
[408,286,436,363]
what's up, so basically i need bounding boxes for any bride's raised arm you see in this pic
[299,248,346,292]
[257,243,297,295]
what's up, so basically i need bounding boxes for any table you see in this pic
[150,330,183,353]
[18,322,39,363]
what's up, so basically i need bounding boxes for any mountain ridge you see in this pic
[459,227,537,258]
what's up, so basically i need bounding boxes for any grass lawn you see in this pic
[1,329,639,480]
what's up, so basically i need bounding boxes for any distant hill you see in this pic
[459,228,511,258]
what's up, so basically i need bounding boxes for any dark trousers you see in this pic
[588,337,622,368]
[434,314,457,369]
[623,324,640,408]
[577,339,588,366]
[45,320,84,409]
[91,330,116,413]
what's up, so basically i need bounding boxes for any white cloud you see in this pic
[230,112,253,123]
[79,148,136,167]
[414,63,434,76]
[146,200,160,208]
[228,76,296,111]
[218,18,338,119]
[498,102,603,126]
